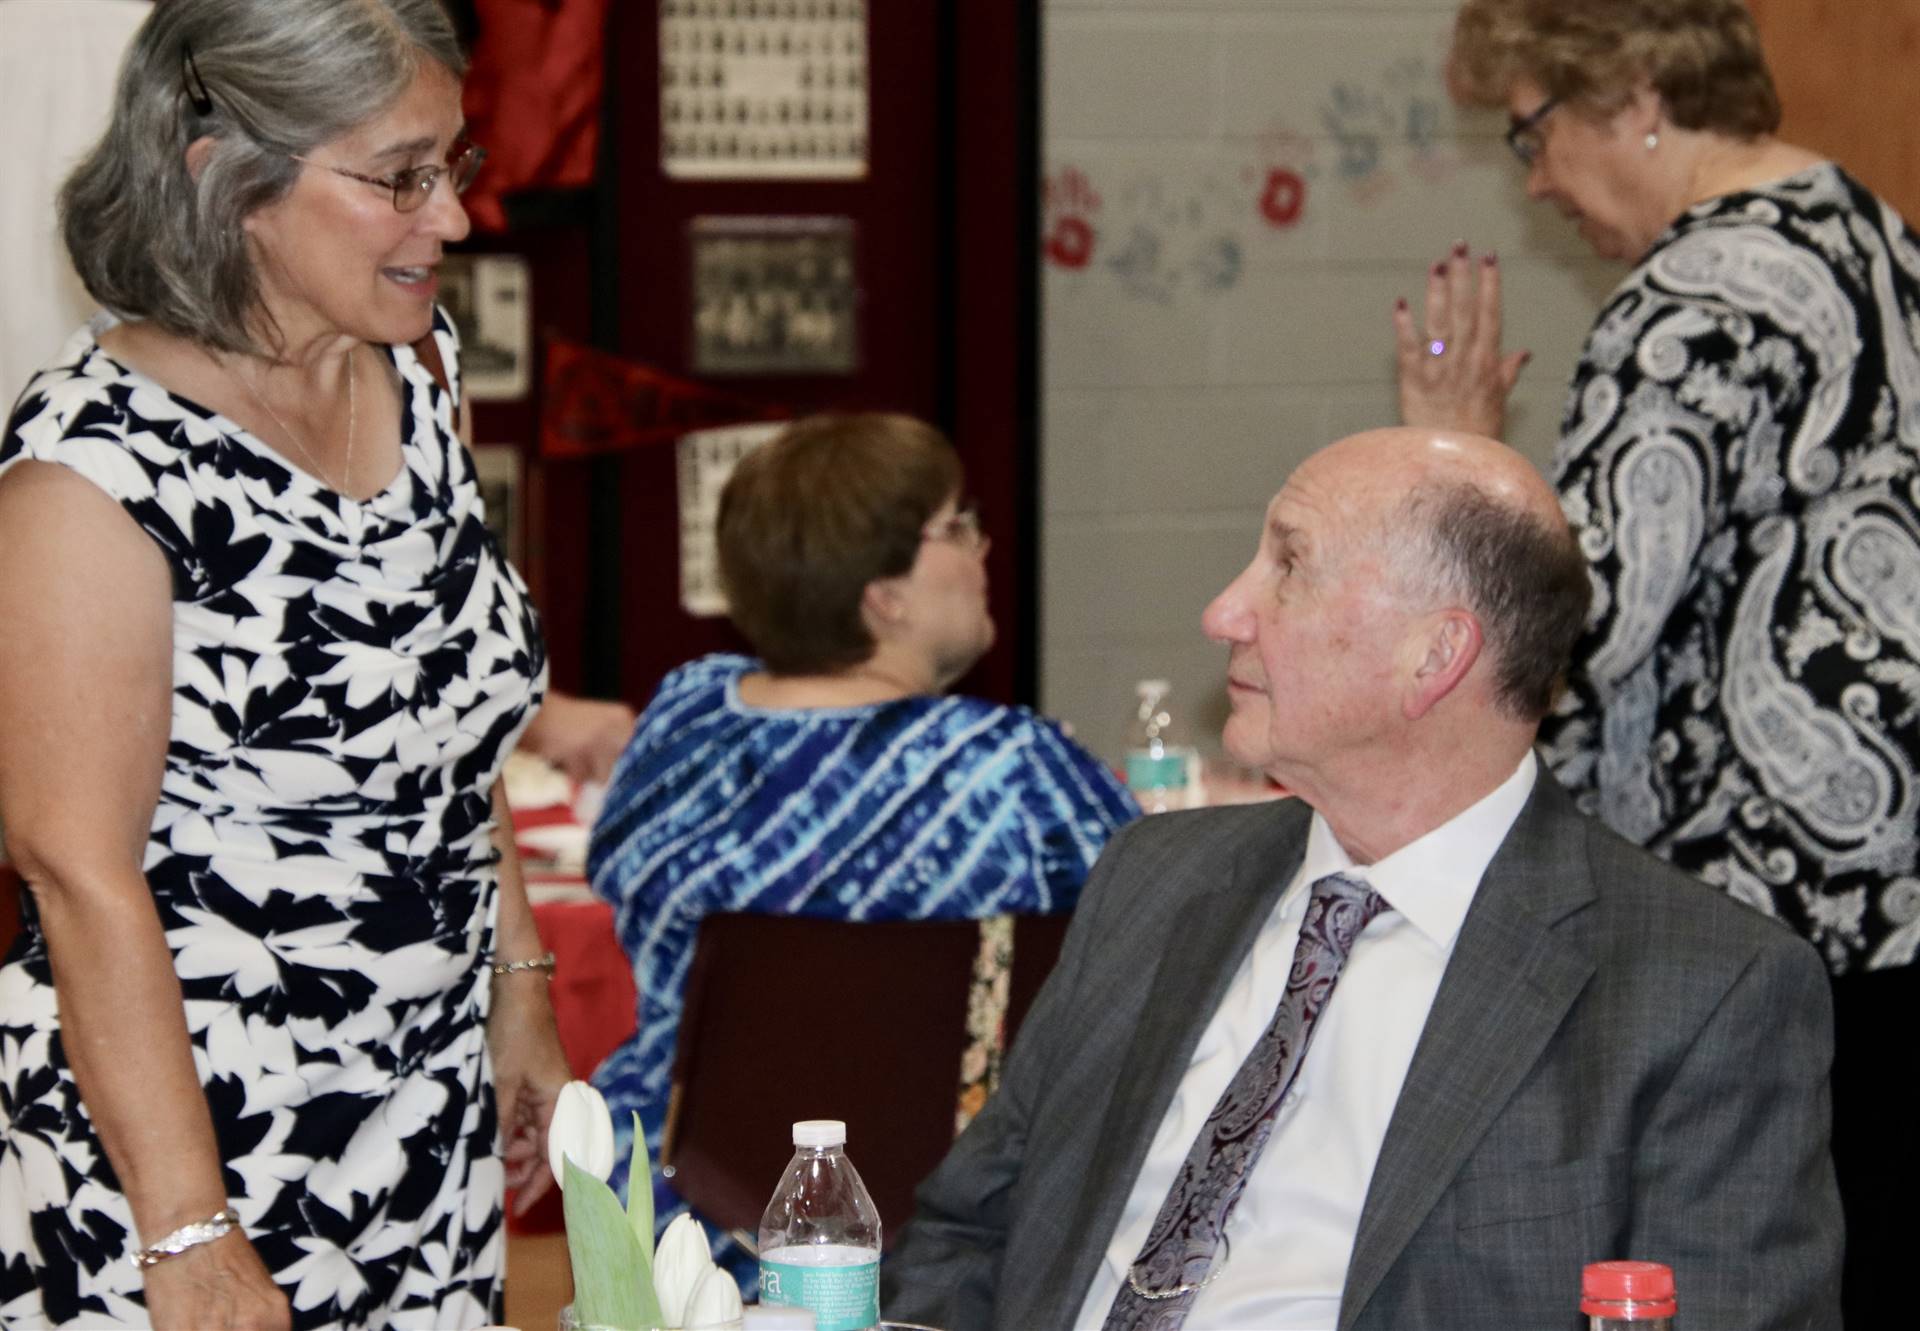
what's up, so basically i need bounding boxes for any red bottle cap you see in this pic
[1581,1261,1677,1318]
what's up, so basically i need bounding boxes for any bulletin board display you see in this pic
[676,421,786,616]
[659,0,869,179]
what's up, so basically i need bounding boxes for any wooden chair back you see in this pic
[659,911,1070,1248]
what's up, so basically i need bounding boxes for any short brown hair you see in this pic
[718,413,962,675]
[1449,0,1781,139]
[1394,481,1593,721]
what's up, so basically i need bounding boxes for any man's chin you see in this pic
[1220,733,1268,776]
[1219,729,1296,799]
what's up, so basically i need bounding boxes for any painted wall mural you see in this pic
[1044,59,1461,303]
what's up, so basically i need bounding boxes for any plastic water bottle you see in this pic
[757,1120,881,1331]
[1582,1260,1676,1329]
[1125,679,1202,814]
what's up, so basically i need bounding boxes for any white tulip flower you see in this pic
[546,1080,616,1191]
[680,1263,744,1329]
[652,1212,715,1327]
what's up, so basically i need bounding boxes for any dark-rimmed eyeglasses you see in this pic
[289,141,488,214]
[922,502,986,553]
[1505,96,1560,166]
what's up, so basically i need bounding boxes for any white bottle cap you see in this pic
[743,1308,818,1330]
[791,1119,847,1147]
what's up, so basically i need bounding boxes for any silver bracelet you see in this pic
[491,950,557,977]
[129,1207,241,1269]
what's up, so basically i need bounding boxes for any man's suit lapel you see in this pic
[1338,776,1599,1331]
[1032,802,1310,1328]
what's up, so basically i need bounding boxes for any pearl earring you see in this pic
[1645,131,1660,151]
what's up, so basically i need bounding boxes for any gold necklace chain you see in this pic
[227,349,357,494]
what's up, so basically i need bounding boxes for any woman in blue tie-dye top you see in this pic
[586,413,1138,1290]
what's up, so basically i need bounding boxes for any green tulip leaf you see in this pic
[565,1157,664,1330]
[625,1111,657,1264]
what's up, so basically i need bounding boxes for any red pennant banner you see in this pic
[538,336,787,460]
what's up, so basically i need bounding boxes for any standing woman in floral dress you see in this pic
[0,1,571,1326]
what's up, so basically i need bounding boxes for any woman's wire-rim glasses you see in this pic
[289,141,489,214]
[180,44,486,213]
[1505,95,1560,166]
[922,502,986,553]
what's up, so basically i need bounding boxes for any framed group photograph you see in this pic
[438,254,532,400]
[689,215,858,375]
[676,421,784,616]
[659,0,869,180]
[471,443,527,571]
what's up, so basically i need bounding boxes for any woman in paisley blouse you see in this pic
[1394,0,1918,1320]
[587,412,1138,1296]
[0,2,572,1327]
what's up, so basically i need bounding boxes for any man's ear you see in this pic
[1403,608,1482,720]
[184,135,218,183]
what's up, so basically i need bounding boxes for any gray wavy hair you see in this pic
[61,0,466,356]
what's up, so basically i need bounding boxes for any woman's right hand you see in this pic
[142,1230,291,1331]
[1393,241,1532,438]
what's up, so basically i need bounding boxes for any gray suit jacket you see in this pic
[882,776,1843,1330]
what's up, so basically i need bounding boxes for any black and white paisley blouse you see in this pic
[1538,163,1920,976]
[0,310,546,1328]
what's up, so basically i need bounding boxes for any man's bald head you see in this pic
[1312,428,1590,720]
[1302,427,1566,529]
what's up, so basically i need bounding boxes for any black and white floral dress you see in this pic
[0,311,546,1329]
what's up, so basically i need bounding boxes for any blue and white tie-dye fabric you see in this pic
[585,653,1136,1285]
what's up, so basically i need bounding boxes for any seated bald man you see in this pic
[881,429,1842,1331]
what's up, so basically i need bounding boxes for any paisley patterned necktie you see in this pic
[1102,871,1390,1331]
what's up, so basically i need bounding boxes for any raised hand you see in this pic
[1392,241,1532,438]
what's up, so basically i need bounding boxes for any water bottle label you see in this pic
[759,1257,880,1331]
[1126,751,1190,791]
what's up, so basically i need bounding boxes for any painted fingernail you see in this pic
[1483,251,1498,266]
[1452,239,1468,256]
[1432,262,1447,277]
[1394,297,1409,312]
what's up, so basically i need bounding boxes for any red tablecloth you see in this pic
[532,894,637,1081]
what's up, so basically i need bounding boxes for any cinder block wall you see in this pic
[1037,0,1617,767]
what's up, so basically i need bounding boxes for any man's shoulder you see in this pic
[1117,796,1310,845]
[1092,799,1311,890]
[1556,792,1823,978]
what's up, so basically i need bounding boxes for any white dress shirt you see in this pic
[1074,753,1538,1331]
